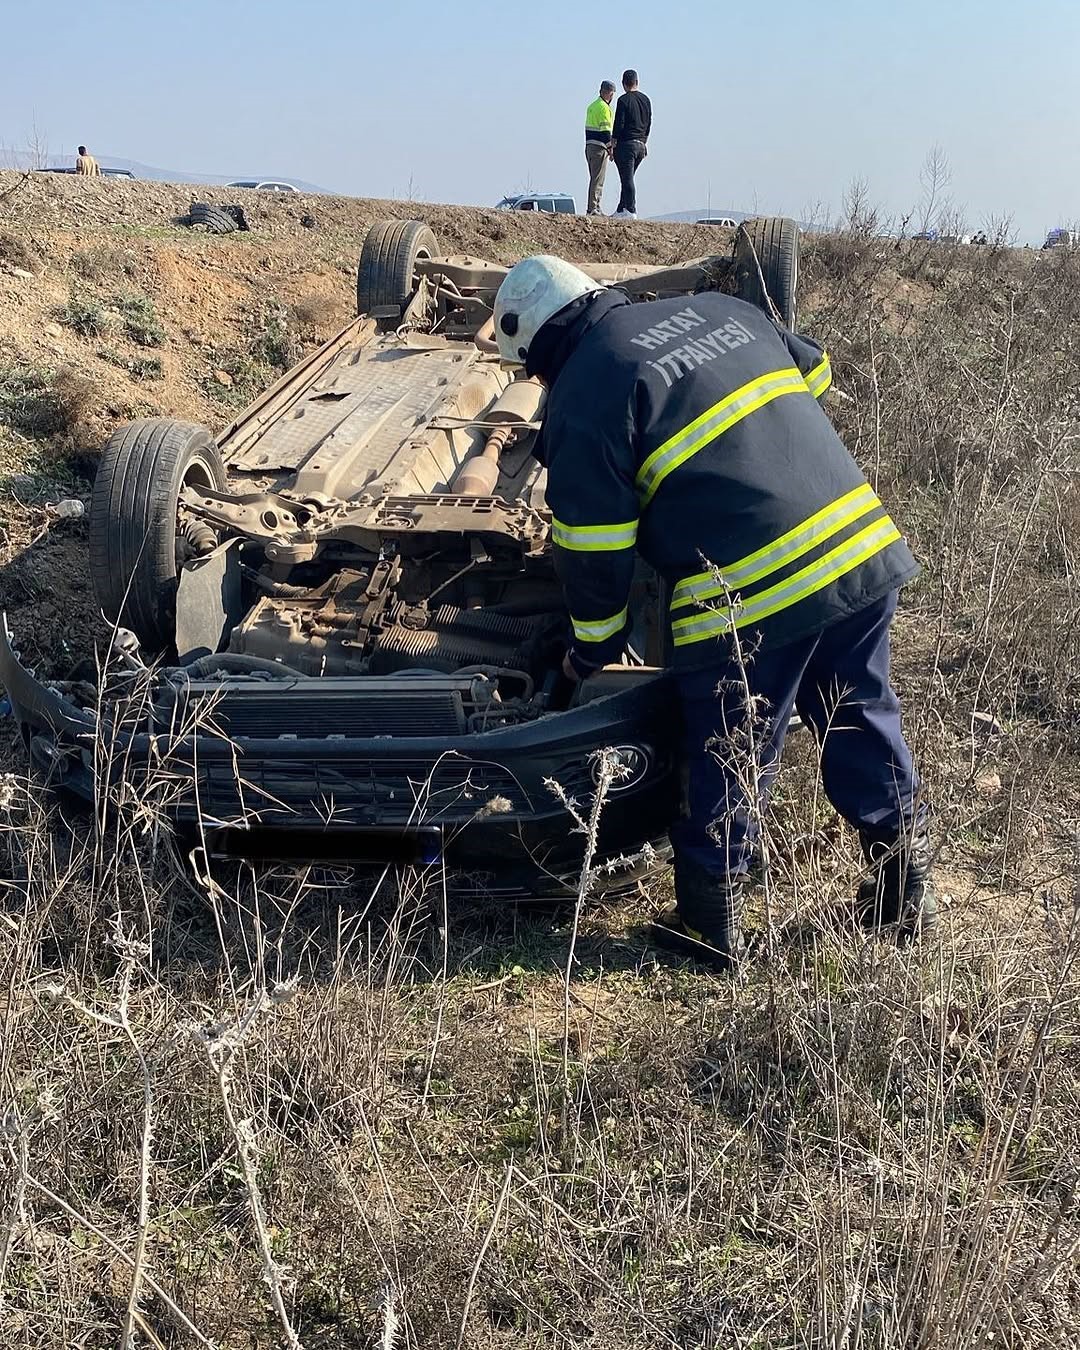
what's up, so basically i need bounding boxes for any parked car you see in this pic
[696,217,739,228]
[226,180,299,193]
[495,192,576,215]
[0,216,802,897]
[35,166,136,179]
[1043,228,1078,250]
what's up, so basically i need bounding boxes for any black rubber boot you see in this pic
[856,820,938,939]
[649,857,745,972]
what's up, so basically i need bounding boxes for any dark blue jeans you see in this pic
[669,592,922,882]
[614,140,646,213]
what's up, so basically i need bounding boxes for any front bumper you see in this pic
[0,619,677,897]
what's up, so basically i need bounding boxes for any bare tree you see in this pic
[25,119,50,170]
[0,119,51,171]
[983,212,1018,247]
[842,174,881,237]
[919,142,952,234]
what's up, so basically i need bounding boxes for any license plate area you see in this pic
[207,825,443,865]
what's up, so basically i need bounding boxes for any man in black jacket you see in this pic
[612,69,651,218]
[493,255,936,969]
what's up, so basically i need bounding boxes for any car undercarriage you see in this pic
[0,216,802,894]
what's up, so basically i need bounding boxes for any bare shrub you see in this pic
[112,292,165,347]
[50,364,96,433]
[203,347,272,405]
[0,230,42,274]
[0,363,63,438]
[0,361,96,448]
[96,346,163,381]
[56,291,107,337]
[250,304,297,370]
[804,227,1080,727]
[69,243,137,283]
[291,292,337,336]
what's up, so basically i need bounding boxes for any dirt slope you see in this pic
[0,170,725,459]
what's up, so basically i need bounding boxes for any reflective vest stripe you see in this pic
[636,366,809,504]
[572,607,628,643]
[671,518,901,646]
[805,354,832,399]
[671,483,880,609]
[552,517,638,551]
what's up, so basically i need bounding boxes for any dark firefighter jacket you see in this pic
[526,289,919,673]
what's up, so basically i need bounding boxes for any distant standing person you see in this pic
[584,80,616,216]
[611,70,651,218]
[75,145,101,177]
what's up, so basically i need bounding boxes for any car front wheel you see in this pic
[90,419,227,654]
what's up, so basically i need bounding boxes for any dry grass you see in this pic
[1,225,1080,1348]
[291,293,339,339]
[55,293,108,339]
[49,365,97,435]
[0,362,96,444]
[0,231,42,275]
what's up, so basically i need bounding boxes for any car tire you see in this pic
[357,219,438,327]
[189,201,239,234]
[734,216,800,329]
[90,419,228,654]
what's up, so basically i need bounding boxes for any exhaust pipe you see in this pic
[450,377,546,496]
[451,423,512,495]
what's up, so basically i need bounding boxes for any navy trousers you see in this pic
[669,591,921,881]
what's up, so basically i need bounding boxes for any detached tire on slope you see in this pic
[357,219,437,327]
[735,216,800,329]
[189,201,239,234]
[90,419,227,654]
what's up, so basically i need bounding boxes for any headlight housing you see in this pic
[591,744,652,793]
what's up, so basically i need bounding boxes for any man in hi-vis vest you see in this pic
[584,81,615,216]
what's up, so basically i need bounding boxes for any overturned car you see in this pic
[0,216,802,896]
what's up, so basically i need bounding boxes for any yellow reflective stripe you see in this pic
[552,517,638,552]
[671,518,901,646]
[636,367,809,505]
[571,607,628,643]
[805,354,832,398]
[671,484,880,610]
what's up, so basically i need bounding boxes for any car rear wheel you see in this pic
[90,419,228,654]
[734,216,800,329]
[356,219,438,328]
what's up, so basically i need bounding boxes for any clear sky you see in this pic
[3,0,1077,241]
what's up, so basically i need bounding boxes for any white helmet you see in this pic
[494,255,604,365]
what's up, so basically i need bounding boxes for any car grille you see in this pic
[186,754,529,823]
[166,682,467,738]
[551,759,597,805]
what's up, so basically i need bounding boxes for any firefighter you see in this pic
[493,255,936,969]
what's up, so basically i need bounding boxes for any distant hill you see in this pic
[652,207,821,232]
[18,150,332,194]
[649,207,750,224]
